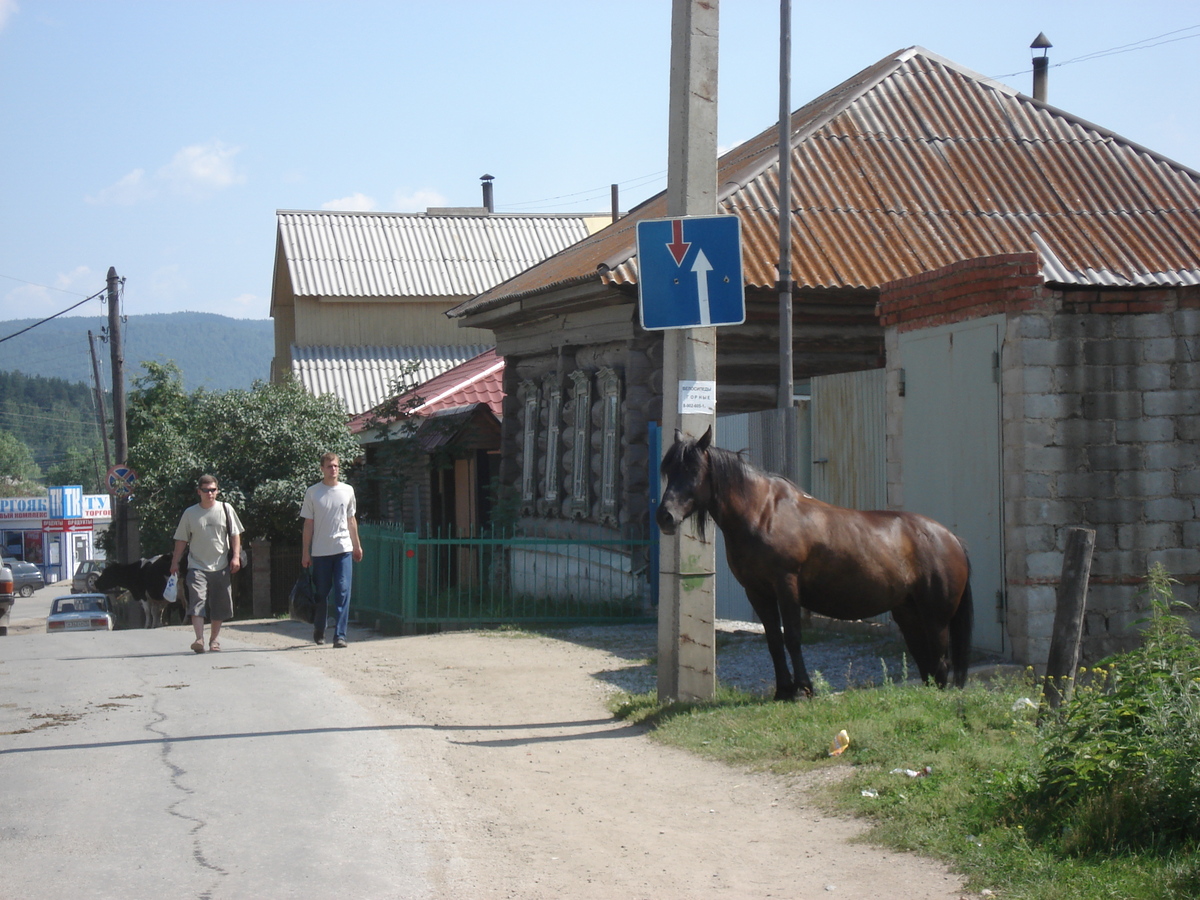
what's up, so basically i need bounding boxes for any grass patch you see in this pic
[610,566,1200,899]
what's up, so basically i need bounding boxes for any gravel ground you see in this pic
[542,617,917,698]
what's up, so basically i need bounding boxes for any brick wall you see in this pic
[883,253,1200,667]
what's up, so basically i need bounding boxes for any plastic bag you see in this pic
[289,570,315,624]
[163,572,178,603]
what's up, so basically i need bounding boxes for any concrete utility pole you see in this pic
[658,0,720,702]
[777,0,793,412]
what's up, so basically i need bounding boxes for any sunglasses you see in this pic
[199,487,219,493]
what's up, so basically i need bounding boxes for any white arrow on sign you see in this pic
[691,249,713,326]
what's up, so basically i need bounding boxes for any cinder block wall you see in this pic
[881,253,1200,667]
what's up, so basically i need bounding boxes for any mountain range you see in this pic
[0,312,274,392]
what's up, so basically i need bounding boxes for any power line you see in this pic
[0,287,107,344]
[992,24,1200,79]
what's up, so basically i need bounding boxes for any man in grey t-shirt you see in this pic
[170,474,243,654]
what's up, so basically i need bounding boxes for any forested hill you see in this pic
[0,312,273,391]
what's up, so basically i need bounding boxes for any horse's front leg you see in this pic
[746,587,798,700]
[778,575,813,698]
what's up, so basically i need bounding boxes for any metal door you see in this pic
[899,316,1005,653]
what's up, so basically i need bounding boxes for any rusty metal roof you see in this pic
[277,210,602,299]
[450,46,1200,319]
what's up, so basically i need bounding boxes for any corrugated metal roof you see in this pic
[277,210,599,299]
[450,46,1200,319]
[291,344,489,416]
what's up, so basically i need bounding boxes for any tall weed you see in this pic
[997,564,1200,856]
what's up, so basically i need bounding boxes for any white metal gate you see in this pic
[810,368,887,509]
[713,406,808,622]
[899,316,1005,653]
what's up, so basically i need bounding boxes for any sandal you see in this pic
[190,639,205,654]
[209,641,221,652]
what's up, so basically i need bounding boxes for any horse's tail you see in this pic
[949,542,974,688]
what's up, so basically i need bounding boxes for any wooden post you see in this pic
[657,0,720,703]
[1040,527,1096,718]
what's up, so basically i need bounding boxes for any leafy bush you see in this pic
[998,564,1200,856]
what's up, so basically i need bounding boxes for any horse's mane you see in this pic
[663,437,774,539]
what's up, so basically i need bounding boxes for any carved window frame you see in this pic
[518,379,540,514]
[568,369,591,518]
[597,367,622,527]
[538,374,563,516]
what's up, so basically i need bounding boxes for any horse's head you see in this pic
[656,426,714,536]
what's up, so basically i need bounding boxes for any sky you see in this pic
[1,0,1198,328]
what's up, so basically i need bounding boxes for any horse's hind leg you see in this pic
[779,598,813,698]
[890,603,946,686]
[747,589,798,700]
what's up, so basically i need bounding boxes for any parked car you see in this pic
[72,559,107,593]
[2,558,45,597]
[0,564,13,636]
[46,593,114,633]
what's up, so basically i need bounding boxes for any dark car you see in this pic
[72,559,107,593]
[2,558,45,597]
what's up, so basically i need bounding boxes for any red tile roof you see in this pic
[349,348,504,434]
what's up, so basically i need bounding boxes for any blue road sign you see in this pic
[637,215,745,330]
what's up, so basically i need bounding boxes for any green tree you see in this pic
[0,429,41,496]
[125,362,359,553]
[44,446,106,493]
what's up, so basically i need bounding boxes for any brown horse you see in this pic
[656,427,974,699]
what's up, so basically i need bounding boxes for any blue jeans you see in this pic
[312,552,353,640]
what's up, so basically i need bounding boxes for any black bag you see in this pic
[224,502,249,568]
[289,570,315,623]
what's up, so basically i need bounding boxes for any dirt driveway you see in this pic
[226,618,972,900]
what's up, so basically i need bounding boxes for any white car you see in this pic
[46,593,114,633]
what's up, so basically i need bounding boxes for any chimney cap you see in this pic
[480,173,494,182]
[1030,32,1052,53]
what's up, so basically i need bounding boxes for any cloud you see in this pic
[157,141,245,196]
[0,0,17,33]
[229,293,260,315]
[86,140,244,206]
[0,266,102,320]
[392,188,447,212]
[321,192,377,211]
[85,168,151,206]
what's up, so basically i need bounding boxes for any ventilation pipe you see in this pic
[481,173,494,213]
[1031,33,1052,102]
[611,183,619,222]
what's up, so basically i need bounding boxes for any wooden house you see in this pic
[447,47,1200,667]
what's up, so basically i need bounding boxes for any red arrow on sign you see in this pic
[667,218,690,266]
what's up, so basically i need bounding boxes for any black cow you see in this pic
[94,553,188,628]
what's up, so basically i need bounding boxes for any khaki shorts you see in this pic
[185,567,234,621]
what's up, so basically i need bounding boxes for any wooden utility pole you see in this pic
[107,267,131,563]
[658,0,720,702]
[87,330,112,473]
[1040,527,1096,720]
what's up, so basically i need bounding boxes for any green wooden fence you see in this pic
[353,524,657,632]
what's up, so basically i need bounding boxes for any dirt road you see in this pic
[222,617,971,900]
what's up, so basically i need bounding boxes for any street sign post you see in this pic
[637,215,745,330]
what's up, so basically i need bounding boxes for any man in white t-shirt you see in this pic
[300,452,362,648]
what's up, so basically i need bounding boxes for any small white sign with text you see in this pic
[678,380,717,415]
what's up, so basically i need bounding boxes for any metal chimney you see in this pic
[1030,33,1052,102]
[480,174,494,213]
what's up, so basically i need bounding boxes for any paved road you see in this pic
[0,624,438,899]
